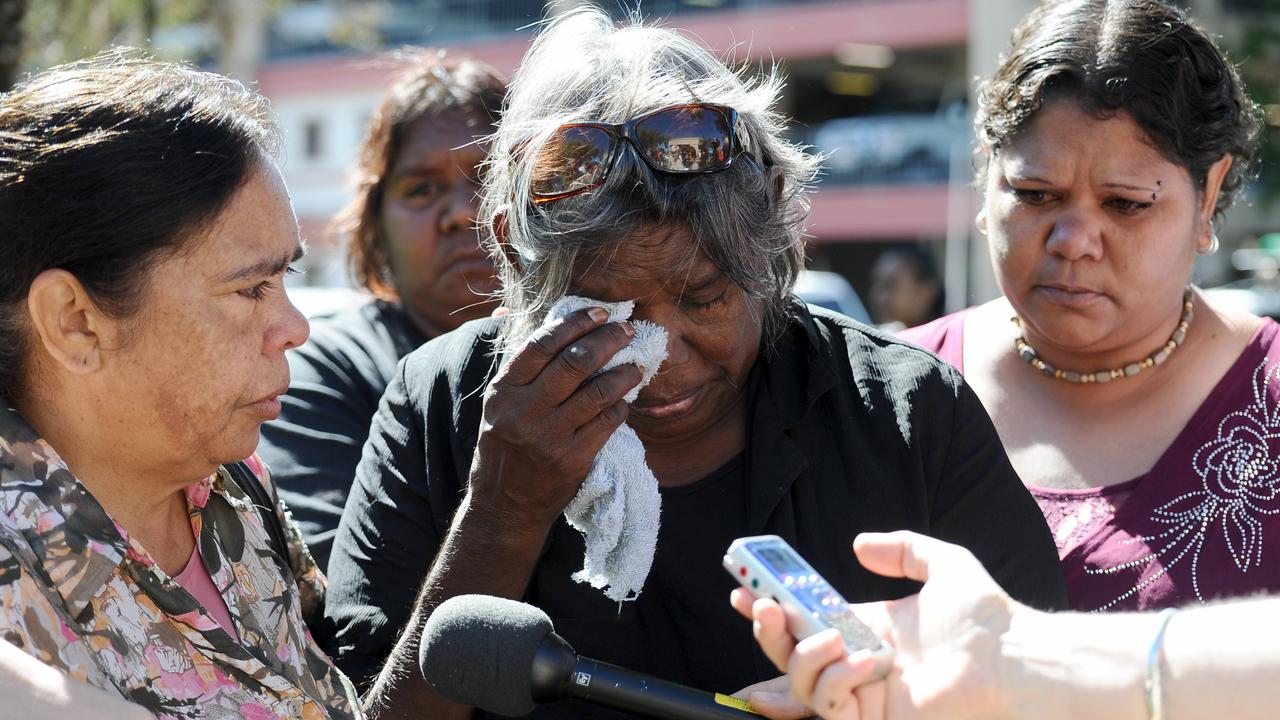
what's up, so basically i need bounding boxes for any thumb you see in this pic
[853,530,976,584]
[746,691,812,720]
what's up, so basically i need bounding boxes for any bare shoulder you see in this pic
[1198,288,1268,343]
[963,297,1016,331]
[1180,288,1266,377]
[957,297,1018,375]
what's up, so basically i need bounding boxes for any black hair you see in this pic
[338,51,505,299]
[878,244,945,321]
[0,48,280,402]
[976,0,1263,224]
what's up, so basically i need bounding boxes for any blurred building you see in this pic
[258,0,1279,306]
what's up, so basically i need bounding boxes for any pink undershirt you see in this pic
[173,542,240,642]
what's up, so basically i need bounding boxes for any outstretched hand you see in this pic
[731,531,1022,720]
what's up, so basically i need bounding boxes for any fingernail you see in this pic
[846,649,878,676]
[847,649,873,665]
[752,691,785,705]
[587,307,609,323]
[620,321,635,337]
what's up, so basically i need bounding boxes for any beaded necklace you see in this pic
[1011,287,1194,384]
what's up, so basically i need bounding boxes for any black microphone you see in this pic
[420,594,761,719]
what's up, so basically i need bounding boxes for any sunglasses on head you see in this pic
[526,103,746,204]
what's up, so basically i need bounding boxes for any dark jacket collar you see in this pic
[761,301,840,429]
[373,298,432,353]
[744,303,840,530]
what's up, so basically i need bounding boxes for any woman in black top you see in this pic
[321,8,1067,720]
[257,52,504,568]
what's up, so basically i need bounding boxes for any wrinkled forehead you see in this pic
[993,100,1177,180]
[570,224,721,299]
[998,99,1172,166]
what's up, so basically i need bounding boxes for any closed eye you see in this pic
[680,287,728,312]
[239,266,302,301]
[1106,197,1154,215]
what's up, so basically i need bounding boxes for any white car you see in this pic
[794,270,871,325]
[285,284,370,319]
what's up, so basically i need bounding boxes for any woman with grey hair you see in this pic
[321,8,1065,719]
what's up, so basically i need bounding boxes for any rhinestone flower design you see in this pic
[1087,359,1280,610]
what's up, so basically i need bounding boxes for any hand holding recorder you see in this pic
[723,536,894,680]
[735,532,1280,720]
[730,531,1019,720]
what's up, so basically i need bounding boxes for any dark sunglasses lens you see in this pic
[633,106,733,173]
[531,126,613,197]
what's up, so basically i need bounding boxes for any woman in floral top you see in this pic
[0,52,360,718]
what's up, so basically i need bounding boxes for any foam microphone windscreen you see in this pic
[419,594,554,717]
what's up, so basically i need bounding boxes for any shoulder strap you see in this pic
[223,461,290,567]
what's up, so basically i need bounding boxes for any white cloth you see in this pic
[546,296,669,602]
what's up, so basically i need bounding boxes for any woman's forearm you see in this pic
[1003,599,1280,720]
[0,640,153,720]
[361,490,555,720]
[1163,598,1280,720]
[1001,606,1152,720]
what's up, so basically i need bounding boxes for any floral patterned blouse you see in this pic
[0,405,362,719]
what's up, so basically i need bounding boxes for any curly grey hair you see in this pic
[479,6,821,353]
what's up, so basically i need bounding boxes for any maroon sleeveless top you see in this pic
[903,312,1280,611]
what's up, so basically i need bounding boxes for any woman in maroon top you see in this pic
[902,0,1271,612]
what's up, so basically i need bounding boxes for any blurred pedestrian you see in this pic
[869,244,943,330]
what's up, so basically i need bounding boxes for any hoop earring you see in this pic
[1199,232,1220,256]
